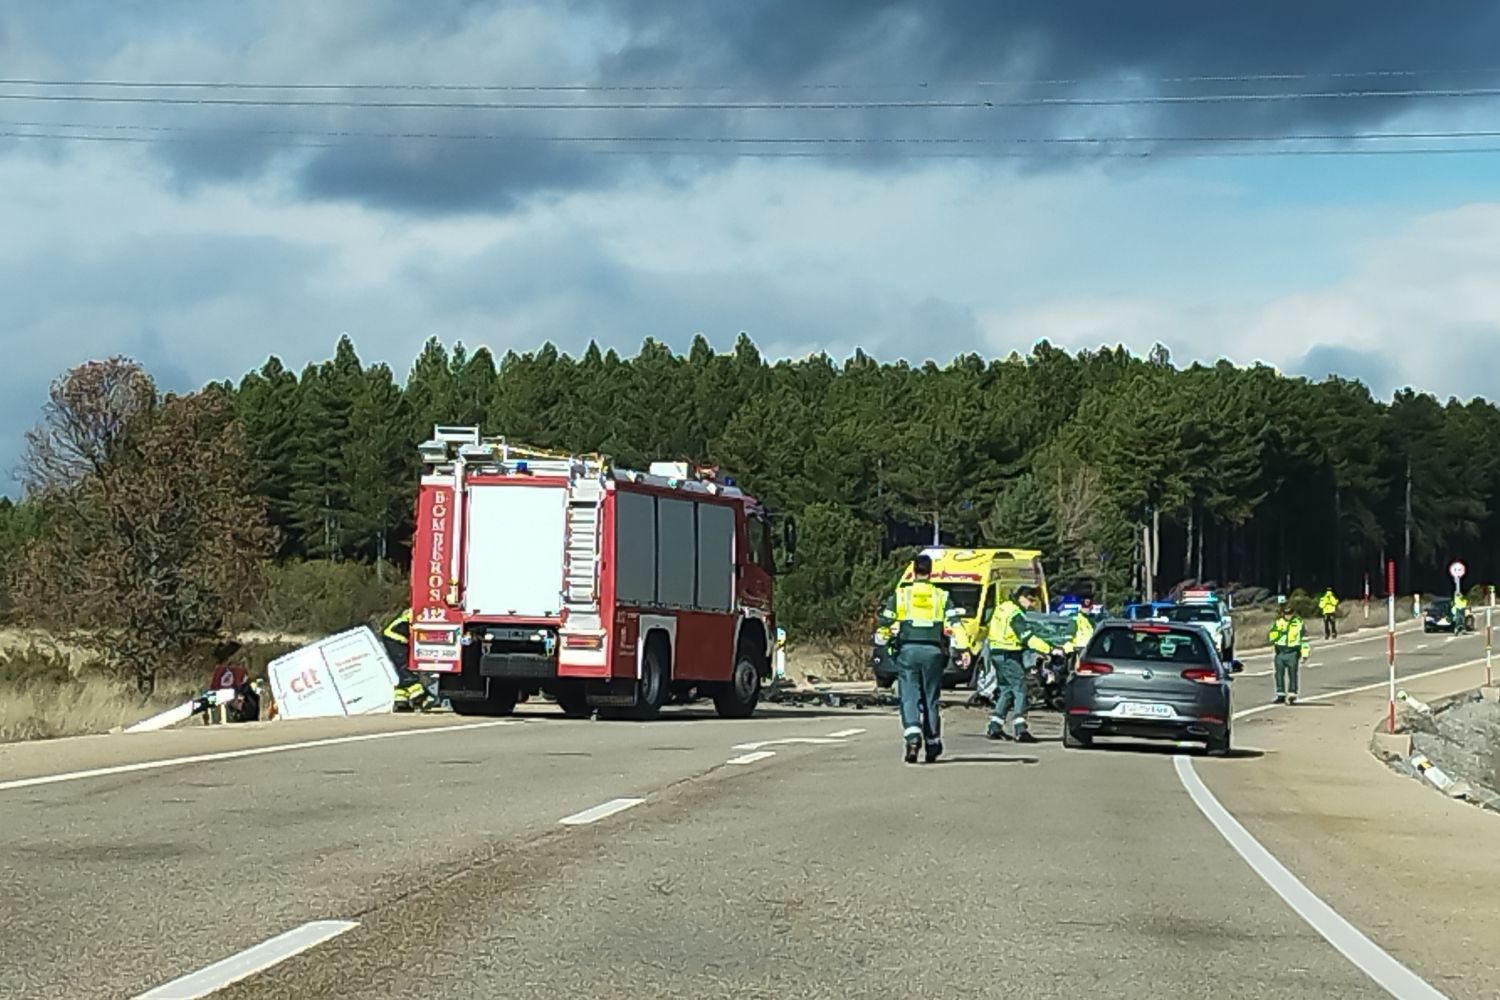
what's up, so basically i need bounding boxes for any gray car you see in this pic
[1063,620,1243,755]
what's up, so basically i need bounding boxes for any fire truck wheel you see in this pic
[614,643,668,721]
[453,681,518,717]
[553,682,591,719]
[713,653,762,718]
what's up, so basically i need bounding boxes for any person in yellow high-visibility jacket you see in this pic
[1452,592,1470,634]
[1269,599,1309,705]
[1070,601,1096,653]
[1318,588,1339,639]
[879,553,962,764]
[382,609,431,710]
[984,585,1065,744]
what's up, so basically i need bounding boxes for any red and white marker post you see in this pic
[1487,585,1494,689]
[1386,560,1397,735]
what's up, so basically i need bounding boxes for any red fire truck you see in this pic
[405,426,780,720]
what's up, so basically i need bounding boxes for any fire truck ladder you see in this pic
[563,472,604,629]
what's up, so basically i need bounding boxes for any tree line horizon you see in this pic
[3,333,1494,640]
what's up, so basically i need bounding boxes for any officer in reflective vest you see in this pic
[879,553,960,764]
[986,585,1061,743]
[1317,587,1339,639]
[1452,592,1470,634]
[382,609,431,710]
[1268,599,1308,705]
[1071,602,1096,652]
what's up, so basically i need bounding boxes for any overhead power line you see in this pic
[8,128,1500,160]
[8,118,1500,148]
[2,66,1500,93]
[0,87,1499,112]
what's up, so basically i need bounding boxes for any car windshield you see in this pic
[1090,626,1213,663]
[1166,605,1219,623]
[1429,599,1452,614]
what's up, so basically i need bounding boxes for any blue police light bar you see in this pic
[515,460,529,474]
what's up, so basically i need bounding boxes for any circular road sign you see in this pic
[1450,560,1467,579]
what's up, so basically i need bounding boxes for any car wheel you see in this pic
[1206,729,1231,757]
[876,674,895,690]
[1063,724,1092,749]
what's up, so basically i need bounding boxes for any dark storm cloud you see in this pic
[7,0,1500,213]
[297,134,629,213]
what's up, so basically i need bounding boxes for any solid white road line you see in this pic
[726,750,776,765]
[825,728,867,739]
[558,797,645,826]
[1234,657,1486,721]
[135,920,359,999]
[1237,621,1422,661]
[0,721,519,794]
[1174,758,1448,1000]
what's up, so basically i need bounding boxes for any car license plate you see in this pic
[1118,702,1174,719]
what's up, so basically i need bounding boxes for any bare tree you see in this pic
[22,358,155,497]
[12,362,274,695]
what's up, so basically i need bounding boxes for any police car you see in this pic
[1162,589,1235,660]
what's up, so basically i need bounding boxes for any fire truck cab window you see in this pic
[747,515,773,573]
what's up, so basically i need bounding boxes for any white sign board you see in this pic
[267,627,399,720]
[1450,560,1467,580]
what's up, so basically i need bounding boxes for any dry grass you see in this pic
[0,639,191,742]
[0,678,201,743]
[0,636,298,744]
[783,619,877,684]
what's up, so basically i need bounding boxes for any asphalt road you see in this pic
[0,620,1481,999]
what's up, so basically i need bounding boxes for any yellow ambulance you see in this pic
[872,547,1050,688]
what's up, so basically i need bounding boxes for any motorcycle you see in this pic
[1031,650,1072,712]
[966,648,1072,712]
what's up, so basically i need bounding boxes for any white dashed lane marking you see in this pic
[558,797,645,826]
[727,751,776,765]
[135,920,359,999]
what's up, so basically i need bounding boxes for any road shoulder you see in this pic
[1198,663,1500,999]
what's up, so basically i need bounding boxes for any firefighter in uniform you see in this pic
[879,553,960,764]
[1269,598,1309,705]
[1318,587,1339,639]
[382,609,431,710]
[986,585,1062,744]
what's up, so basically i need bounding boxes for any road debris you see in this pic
[1378,688,1500,811]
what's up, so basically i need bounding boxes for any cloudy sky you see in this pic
[4,1,1500,482]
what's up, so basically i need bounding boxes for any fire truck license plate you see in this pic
[414,643,459,662]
